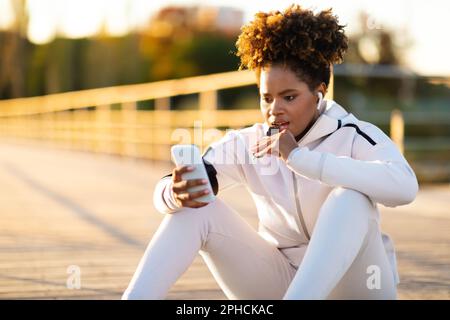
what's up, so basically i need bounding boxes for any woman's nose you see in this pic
[270,99,284,116]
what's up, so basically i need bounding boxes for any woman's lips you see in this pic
[273,122,289,131]
[279,122,289,130]
[267,121,290,136]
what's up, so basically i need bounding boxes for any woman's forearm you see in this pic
[286,147,418,207]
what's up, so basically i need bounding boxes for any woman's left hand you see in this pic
[250,129,299,161]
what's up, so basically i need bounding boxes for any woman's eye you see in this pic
[284,95,296,102]
[261,97,272,103]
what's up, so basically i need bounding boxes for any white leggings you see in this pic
[122,188,397,300]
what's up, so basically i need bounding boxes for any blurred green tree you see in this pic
[0,0,27,99]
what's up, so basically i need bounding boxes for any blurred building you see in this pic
[147,5,244,39]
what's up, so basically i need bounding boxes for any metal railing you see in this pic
[0,70,409,161]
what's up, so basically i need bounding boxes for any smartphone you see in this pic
[170,144,215,203]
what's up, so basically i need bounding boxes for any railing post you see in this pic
[69,110,76,149]
[155,97,170,111]
[199,90,217,111]
[122,101,137,158]
[154,97,172,161]
[48,112,56,145]
[96,104,111,154]
[390,109,404,154]
[199,90,218,148]
[73,108,89,151]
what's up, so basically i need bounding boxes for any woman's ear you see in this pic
[315,83,327,102]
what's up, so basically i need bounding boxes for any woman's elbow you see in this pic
[384,174,419,207]
[397,176,419,205]
[385,163,419,206]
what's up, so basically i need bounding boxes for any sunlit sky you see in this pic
[0,0,449,76]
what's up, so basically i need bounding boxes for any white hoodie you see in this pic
[153,99,419,284]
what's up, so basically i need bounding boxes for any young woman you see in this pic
[122,4,418,300]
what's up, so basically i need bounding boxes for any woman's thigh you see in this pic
[327,219,397,300]
[200,199,297,300]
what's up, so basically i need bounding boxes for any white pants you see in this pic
[122,188,397,300]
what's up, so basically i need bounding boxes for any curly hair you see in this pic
[235,4,348,91]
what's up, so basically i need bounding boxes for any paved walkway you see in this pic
[0,140,448,299]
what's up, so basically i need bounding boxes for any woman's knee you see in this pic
[322,187,377,222]
[329,187,370,202]
[328,187,374,209]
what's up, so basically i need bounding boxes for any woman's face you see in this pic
[259,64,322,139]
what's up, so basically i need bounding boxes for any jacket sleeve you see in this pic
[152,130,246,214]
[285,124,419,207]
[152,176,182,214]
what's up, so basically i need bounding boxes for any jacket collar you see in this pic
[262,99,349,147]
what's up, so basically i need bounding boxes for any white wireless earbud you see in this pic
[316,92,324,112]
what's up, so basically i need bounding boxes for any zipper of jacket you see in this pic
[292,171,310,241]
[289,114,324,242]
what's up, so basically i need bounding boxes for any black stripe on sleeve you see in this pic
[341,123,377,146]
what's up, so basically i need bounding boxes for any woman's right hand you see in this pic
[171,165,211,209]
